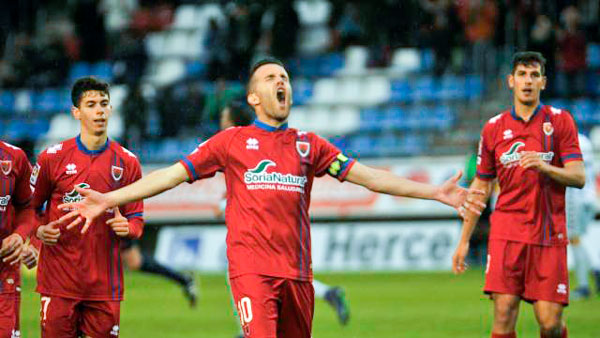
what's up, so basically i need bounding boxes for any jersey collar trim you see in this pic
[510,103,542,122]
[76,135,110,155]
[253,119,288,132]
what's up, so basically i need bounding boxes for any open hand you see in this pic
[437,171,487,218]
[58,185,110,234]
[452,241,470,275]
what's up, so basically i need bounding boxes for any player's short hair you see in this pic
[71,76,110,107]
[246,57,286,95]
[226,100,254,127]
[511,51,546,75]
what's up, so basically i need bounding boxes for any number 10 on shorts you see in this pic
[237,297,253,326]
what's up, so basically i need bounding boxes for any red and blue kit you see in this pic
[31,136,143,337]
[181,120,355,336]
[0,141,34,337]
[476,105,582,304]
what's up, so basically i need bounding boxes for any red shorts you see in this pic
[229,274,314,338]
[484,239,569,305]
[40,295,121,338]
[0,293,20,338]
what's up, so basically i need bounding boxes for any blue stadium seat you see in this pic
[465,75,484,99]
[292,79,313,105]
[420,49,434,72]
[347,134,376,157]
[439,76,466,100]
[375,133,401,156]
[33,89,61,115]
[588,44,600,69]
[186,61,206,77]
[390,79,411,103]
[328,135,347,152]
[27,118,50,138]
[0,91,15,114]
[318,53,344,77]
[60,89,72,111]
[571,99,596,124]
[411,76,437,101]
[360,108,385,132]
[546,99,570,111]
[5,119,28,140]
[69,62,91,84]
[432,106,455,130]
[90,62,113,81]
[384,106,407,130]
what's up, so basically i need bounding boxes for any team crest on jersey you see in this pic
[296,141,310,157]
[111,165,124,181]
[543,122,554,136]
[0,160,11,175]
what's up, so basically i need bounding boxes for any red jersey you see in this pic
[31,136,143,301]
[181,120,355,281]
[0,141,34,294]
[476,105,582,246]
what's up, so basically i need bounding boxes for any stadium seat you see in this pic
[390,79,411,103]
[342,46,368,75]
[360,108,384,132]
[294,0,331,26]
[151,59,186,86]
[172,5,198,30]
[338,78,362,105]
[384,106,407,131]
[465,74,484,99]
[288,106,311,131]
[145,32,168,58]
[588,43,600,69]
[311,78,337,105]
[5,119,28,141]
[390,48,420,74]
[196,3,226,29]
[310,107,333,135]
[318,53,344,77]
[420,49,435,72]
[186,61,206,77]
[439,75,466,100]
[0,91,15,114]
[69,62,92,85]
[14,90,32,113]
[331,106,360,135]
[292,79,313,105]
[46,113,79,141]
[27,118,50,138]
[298,25,330,55]
[33,89,61,115]
[348,134,376,157]
[164,31,191,58]
[411,75,437,102]
[571,98,596,124]
[363,76,391,106]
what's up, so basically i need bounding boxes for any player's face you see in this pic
[508,63,546,106]
[248,64,292,123]
[220,107,234,130]
[72,90,112,137]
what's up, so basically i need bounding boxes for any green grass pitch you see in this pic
[19,270,600,337]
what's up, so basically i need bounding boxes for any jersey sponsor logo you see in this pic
[0,160,12,175]
[499,142,525,166]
[296,141,310,157]
[543,122,554,136]
[65,163,77,175]
[62,183,90,204]
[47,143,63,154]
[244,159,308,193]
[503,129,513,140]
[111,165,124,181]
[500,141,554,167]
[31,163,40,185]
[246,138,259,150]
[0,195,11,212]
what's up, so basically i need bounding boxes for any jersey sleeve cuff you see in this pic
[338,158,356,182]
[476,171,496,180]
[179,158,199,182]
[561,153,583,163]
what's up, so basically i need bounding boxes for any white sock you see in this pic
[572,244,591,288]
[313,279,330,300]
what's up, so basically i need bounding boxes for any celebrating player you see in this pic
[0,140,38,338]
[452,52,584,338]
[32,77,144,337]
[59,58,485,337]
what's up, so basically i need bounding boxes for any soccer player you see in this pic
[452,51,585,338]
[566,132,597,299]
[59,58,485,337]
[0,140,39,338]
[219,101,350,331]
[119,239,197,307]
[32,77,144,337]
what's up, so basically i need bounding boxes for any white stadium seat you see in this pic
[390,48,421,74]
[294,0,331,26]
[363,76,391,106]
[311,78,337,105]
[342,46,368,75]
[173,5,198,29]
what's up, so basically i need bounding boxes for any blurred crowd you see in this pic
[1,0,600,146]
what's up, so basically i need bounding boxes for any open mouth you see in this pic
[522,88,533,95]
[276,88,286,104]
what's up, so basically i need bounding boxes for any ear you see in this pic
[507,74,515,90]
[71,106,81,120]
[541,76,547,90]
[247,93,260,106]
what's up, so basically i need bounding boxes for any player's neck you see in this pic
[513,99,540,122]
[255,116,286,129]
[79,132,108,151]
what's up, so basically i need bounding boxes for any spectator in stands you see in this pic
[122,84,147,148]
[112,29,148,86]
[456,0,498,80]
[268,2,300,61]
[529,14,556,96]
[205,17,230,81]
[202,78,245,127]
[333,3,365,49]
[419,0,460,77]
[225,1,262,80]
[557,5,587,99]
[72,0,108,63]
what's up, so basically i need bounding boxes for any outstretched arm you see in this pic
[451,177,493,274]
[59,162,189,233]
[344,161,486,215]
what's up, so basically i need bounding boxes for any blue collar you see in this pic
[76,135,110,155]
[253,119,288,132]
[511,104,542,122]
